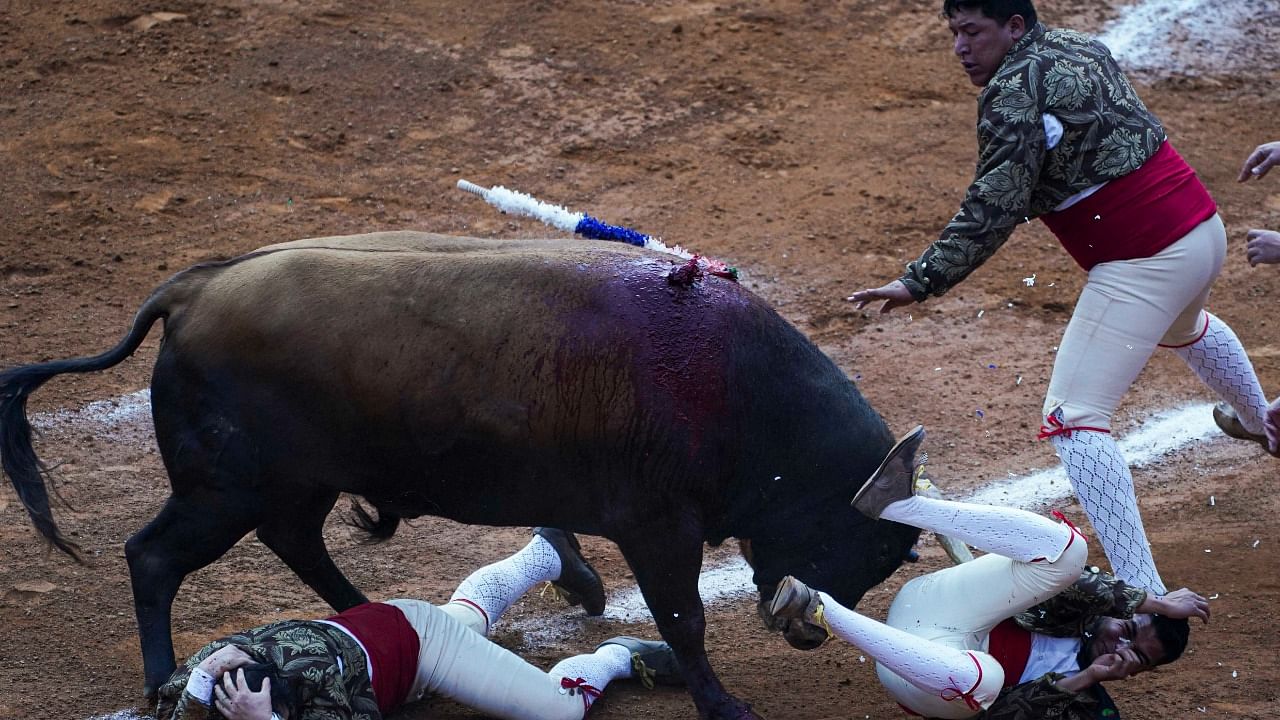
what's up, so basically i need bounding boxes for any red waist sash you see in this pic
[327,602,421,714]
[987,618,1033,688]
[1041,141,1216,270]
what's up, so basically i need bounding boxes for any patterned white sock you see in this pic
[547,643,633,712]
[1171,312,1268,434]
[881,495,1074,563]
[816,590,980,697]
[448,534,562,634]
[1051,431,1167,594]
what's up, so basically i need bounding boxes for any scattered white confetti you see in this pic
[1016,375,1023,385]
[935,367,942,372]
[977,309,985,318]
[1209,593,1219,600]
[1204,548,1212,553]
[1007,302,1014,308]
[1023,274,1037,287]
[1093,214,1102,220]
[859,655,867,663]
[1048,282,1056,287]
[1232,670,1238,678]
[1196,708,1206,714]
[1209,495,1215,506]
[1253,539,1261,548]
[773,476,782,482]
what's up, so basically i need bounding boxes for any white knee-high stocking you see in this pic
[1172,312,1268,434]
[546,643,634,715]
[880,495,1074,563]
[1051,431,1166,594]
[448,534,562,634]
[816,590,981,698]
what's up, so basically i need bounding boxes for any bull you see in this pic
[0,232,918,719]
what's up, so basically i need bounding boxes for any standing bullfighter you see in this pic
[157,528,678,720]
[849,0,1272,595]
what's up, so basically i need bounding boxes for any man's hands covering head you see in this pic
[213,668,275,720]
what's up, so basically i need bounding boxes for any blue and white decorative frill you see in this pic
[456,179,738,283]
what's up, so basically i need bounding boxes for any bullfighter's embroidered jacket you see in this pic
[899,23,1166,300]
[156,619,381,720]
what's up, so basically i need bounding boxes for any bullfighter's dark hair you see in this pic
[941,0,1037,27]
[1151,615,1190,665]
[209,662,299,720]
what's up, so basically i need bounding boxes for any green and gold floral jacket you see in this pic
[899,23,1166,300]
[967,565,1147,720]
[155,619,381,720]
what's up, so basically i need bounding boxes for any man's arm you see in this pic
[898,76,1048,300]
[849,66,1047,311]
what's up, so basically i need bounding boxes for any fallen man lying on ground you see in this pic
[157,527,681,720]
[770,426,1210,719]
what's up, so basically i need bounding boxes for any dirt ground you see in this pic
[1,1,1278,718]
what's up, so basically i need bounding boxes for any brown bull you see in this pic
[0,232,918,720]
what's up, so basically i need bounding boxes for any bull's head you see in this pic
[740,500,920,649]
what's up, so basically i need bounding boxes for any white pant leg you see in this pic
[387,599,585,720]
[876,536,1088,718]
[1043,214,1224,430]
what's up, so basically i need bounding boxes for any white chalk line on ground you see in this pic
[1097,0,1280,76]
[61,397,1218,718]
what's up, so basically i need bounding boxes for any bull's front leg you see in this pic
[616,513,762,720]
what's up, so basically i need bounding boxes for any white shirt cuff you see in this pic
[184,667,216,706]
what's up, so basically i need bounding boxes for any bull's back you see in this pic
[168,232,705,434]
[153,232,773,520]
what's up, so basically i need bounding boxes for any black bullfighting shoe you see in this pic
[597,636,685,688]
[766,575,830,642]
[533,527,607,616]
[1212,402,1280,457]
[851,424,926,519]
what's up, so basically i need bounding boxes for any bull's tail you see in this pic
[0,294,169,561]
[346,498,402,543]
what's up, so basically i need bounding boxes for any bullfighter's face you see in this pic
[1081,614,1165,673]
[946,8,1026,87]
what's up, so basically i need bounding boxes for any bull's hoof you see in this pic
[701,697,762,720]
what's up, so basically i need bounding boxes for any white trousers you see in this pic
[1044,213,1225,429]
[877,535,1089,718]
[387,599,588,720]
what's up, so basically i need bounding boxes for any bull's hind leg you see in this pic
[125,493,260,698]
[617,513,762,720]
[255,488,367,613]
